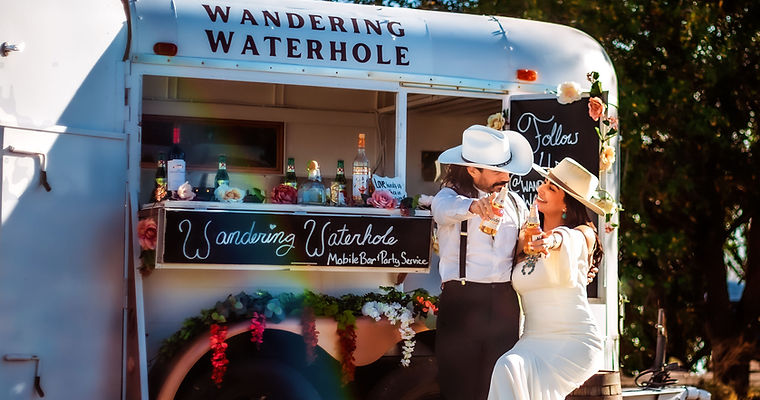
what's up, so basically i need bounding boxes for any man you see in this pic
[432,124,533,400]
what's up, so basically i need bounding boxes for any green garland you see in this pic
[154,286,439,366]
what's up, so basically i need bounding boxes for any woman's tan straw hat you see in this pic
[533,158,605,215]
[437,125,534,175]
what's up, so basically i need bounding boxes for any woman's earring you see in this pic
[562,210,567,220]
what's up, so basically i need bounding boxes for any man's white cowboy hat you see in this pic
[533,158,605,215]
[437,125,533,175]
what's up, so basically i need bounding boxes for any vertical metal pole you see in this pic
[395,89,407,180]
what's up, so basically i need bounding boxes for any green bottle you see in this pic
[330,160,348,206]
[214,154,230,188]
[284,157,298,189]
[152,152,168,202]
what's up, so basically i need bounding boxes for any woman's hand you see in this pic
[524,231,561,257]
[469,193,497,220]
[587,266,598,284]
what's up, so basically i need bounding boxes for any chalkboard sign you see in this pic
[509,94,602,298]
[153,209,433,272]
[508,94,601,206]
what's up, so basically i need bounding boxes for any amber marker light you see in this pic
[516,69,538,81]
[153,42,178,57]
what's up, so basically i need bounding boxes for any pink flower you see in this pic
[137,218,158,250]
[271,184,297,204]
[367,190,397,209]
[249,312,266,349]
[606,116,619,131]
[588,97,606,121]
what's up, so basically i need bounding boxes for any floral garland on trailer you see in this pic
[209,324,229,387]
[152,287,438,387]
[362,302,415,366]
[556,71,623,231]
[249,312,266,349]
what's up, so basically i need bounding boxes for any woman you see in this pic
[488,157,605,400]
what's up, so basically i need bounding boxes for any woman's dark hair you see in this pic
[440,164,478,198]
[562,195,604,271]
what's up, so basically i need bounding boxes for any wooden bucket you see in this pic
[565,370,622,400]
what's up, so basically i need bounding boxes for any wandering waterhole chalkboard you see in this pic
[147,207,433,272]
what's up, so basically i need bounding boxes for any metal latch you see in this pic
[3,354,45,397]
[5,146,52,192]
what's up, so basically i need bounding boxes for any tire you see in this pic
[366,356,441,400]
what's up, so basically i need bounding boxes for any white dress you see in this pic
[488,227,603,400]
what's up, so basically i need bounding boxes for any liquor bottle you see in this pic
[352,133,370,205]
[152,152,168,202]
[478,186,510,236]
[297,160,327,205]
[214,154,230,188]
[523,201,544,255]
[167,126,186,197]
[330,159,348,206]
[284,157,298,189]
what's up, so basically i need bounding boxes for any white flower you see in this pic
[177,181,196,200]
[361,302,382,321]
[557,81,582,104]
[418,194,434,207]
[365,301,418,367]
[487,112,506,131]
[215,184,244,202]
[592,197,618,215]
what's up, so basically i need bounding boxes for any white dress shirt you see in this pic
[432,187,528,283]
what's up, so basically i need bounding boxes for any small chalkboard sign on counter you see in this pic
[508,94,601,206]
[143,203,433,272]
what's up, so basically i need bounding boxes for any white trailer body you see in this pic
[0,0,619,399]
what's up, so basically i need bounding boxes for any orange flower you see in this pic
[588,97,606,121]
[600,145,616,172]
[137,218,157,250]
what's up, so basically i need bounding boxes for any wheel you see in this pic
[365,356,441,400]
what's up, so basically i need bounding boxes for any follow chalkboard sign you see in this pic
[508,94,601,206]
[152,208,433,272]
[508,94,602,298]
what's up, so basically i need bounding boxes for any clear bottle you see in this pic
[214,154,230,188]
[478,186,510,236]
[330,159,348,206]
[284,157,298,189]
[297,160,327,205]
[167,126,186,197]
[523,201,544,255]
[352,133,370,205]
[152,152,168,202]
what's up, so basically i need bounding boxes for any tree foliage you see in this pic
[335,0,760,395]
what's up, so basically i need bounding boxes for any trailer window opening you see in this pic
[141,115,284,173]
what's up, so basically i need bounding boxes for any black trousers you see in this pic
[435,281,520,400]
